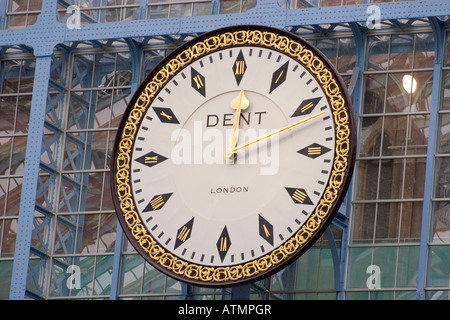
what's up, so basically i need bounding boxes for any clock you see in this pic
[111,25,356,287]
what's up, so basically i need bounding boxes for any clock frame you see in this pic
[111,25,356,287]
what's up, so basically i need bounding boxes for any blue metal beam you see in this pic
[416,16,444,301]
[9,54,52,300]
[1,1,449,56]
[0,0,7,30]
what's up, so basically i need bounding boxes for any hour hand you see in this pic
[225,90,249,160]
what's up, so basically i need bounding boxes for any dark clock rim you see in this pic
[110,24,357,288]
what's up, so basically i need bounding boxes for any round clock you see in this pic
[111,25,356,287]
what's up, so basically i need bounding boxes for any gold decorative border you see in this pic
[114,29,351,284]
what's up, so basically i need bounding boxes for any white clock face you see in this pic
[131,46,335,266]
[113,26,354,286]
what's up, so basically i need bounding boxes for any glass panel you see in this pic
[102,172,114,210]
[321,0,343,7]
[432,202,450,243]
[144,263,167,294]
[48,261,65,297]
[93,255,113,295]
[399,202,422,242]
[337,37,356,74]
[0,138,13,175]
[78,213,100,253]
[441,71,450,111]
[67,92,91,130]
[16,95,32,133]
[360,116,382,157]
[120,254,144,295]
[104,8,121,22]
[402,158,426,199]
[407,115,429,155]
[78,255,95,296]
[357,157,382,198]
[93,90,113,129]
[0,218,17,257]
[438,115,450,154]
[353,203,376,243]
[170,4,192,17]
[72,54,94,89]
[149,4,169,19]
[97,213,116,253]
[395,291,416,300]
[84,173,103,211]
[363,73,386,114]
[374,202,400,242]
[5,178,21,217]
[373,246,397,287]
[295,248,320,290]
[0,179,6,216]
[446,32,450,67]
[378,159,400,199]
[88,131,109,169]
[386,73,411,113]
[389,34,414,70]
[382,115,408,156]
[111,88,131,123]
[426,290,450,300]
[378,157,425,199]
[355,159,379,200]
[317,248,335,290]
[435,157,450,198]
[0,260,13,299]
[347,247,372,289]
[123,6,139,21]
[346,291,370,299]
[0,97,17,134]
[428,245,450,288]
[367,35,389,71]
[414,33,434,69]
[11,135,27,175]
[193,2,211,16]
[165,275,182,295]
[396,246,419,288]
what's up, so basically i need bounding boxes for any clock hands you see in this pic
[225,90,249,160]
[226,111,325,158]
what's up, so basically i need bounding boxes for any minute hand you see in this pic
[229,111,325,155]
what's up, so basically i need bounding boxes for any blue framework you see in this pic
[1,0,449,300]
[416,17,444,300]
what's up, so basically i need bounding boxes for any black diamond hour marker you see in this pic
[285,187,313,205]
[135,151,168,168]
[259,215,274,246]
[270,61,289,93]
[175,218,194,250]
[216,226,231,262]
[232,50,247,85]
[292,97,323,117]
[297,143,331,159]
[143,192,173,212]
[153,107,179,124]
[191,67,206,97]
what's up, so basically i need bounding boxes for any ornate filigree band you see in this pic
[114,28,351,284]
